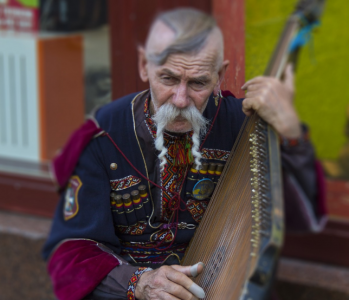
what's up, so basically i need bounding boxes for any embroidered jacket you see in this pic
[43,91,327,300]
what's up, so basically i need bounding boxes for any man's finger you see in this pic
[166,269,206,299]
[242,97,261,113]
[244,83,266,93]
[171,263,205,278]
[243,109,254,116]
[244,90,263,99]
[283,63,294,92]
[190,262,205,277]
[188,283,205,299]
[163,279,198,300]
[158,290,182,300]
[241,76,269,89]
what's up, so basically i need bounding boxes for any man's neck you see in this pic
[149,98,155,117]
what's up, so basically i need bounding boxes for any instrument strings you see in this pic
[183,113,261,299]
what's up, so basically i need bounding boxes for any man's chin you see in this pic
[165,122,192,133]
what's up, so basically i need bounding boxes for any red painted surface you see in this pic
[281,179,349,267]
[0,0,39,33]
[0,172,58,218]
[326,180,349,220]
[282,219,349,268]
[212,0,245,98]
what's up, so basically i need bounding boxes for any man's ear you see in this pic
[138,46,149,82]
[213,60,230,95]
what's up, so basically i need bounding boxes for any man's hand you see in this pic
[241,64,302,139]
[135,263,205,300]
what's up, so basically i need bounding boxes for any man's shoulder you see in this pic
[215,91,246,134]
[204,91,244,121]
[221,91,244,110]
[96,92,139,119]
[216,91,245,121]
[93,91,143,131]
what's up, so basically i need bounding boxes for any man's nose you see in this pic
[172,82,190,109]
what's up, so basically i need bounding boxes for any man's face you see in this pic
[147,50,219,133]
[138,21,227,133]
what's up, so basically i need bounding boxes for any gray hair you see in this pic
[147,8,217,65]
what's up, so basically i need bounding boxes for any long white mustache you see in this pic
[152,103,209,170]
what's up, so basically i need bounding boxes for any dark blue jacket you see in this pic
[43,90,246,261]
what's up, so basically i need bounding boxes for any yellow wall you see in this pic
[18,0,38,7]
[246,0,349,160]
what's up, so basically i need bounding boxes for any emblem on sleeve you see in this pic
[63,176,82,221]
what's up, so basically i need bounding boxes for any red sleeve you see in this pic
[51,118,104,189]
[48,239,121,300]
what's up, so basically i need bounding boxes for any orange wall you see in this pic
[37,36,85,161]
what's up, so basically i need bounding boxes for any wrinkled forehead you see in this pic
[161,52,219,77]
[145,20,223,71]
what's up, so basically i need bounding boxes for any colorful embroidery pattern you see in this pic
[110,175,141,191]
[186,199,209,223]
[127,267,152,300]
[144,98,189,221]
[201,148,230,161]
[116,222,147,235]
[160,159,187,221]
[121,241,188,264]
[150,229,174,243]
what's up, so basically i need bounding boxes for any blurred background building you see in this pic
[0,0,349,299]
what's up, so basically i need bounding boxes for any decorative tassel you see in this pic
[185,137,193,164]
[172,134,193,167]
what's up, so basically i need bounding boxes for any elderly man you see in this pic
[43,8,324,300]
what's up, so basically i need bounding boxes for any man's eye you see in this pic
[191,81,205,87]
[161,76,176,84]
